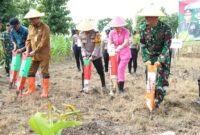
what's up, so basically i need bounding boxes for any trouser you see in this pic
[103,49,109,72]
[73,45,83,70]
[82,57,105,88]
[28,59,50,78]
[128,48,138,73]
[4,53,12,74]
[145,57,170,98]
[117,57,130,82]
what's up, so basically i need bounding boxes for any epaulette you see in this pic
[94,31,101,45]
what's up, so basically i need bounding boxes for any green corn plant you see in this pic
[29,100,82,135]
[51,34,72,59]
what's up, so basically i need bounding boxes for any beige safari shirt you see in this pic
[26,22,50,61]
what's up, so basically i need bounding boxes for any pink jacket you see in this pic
[109,28,131,60]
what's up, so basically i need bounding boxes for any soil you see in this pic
[0,54,200,135]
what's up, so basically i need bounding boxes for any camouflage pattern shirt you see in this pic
[139,20,172,65]
[2,31,14,57]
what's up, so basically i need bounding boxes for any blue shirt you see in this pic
[11,25,28,49]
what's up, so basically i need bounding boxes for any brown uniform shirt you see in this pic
[26,22,50,61]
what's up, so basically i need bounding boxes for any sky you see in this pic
[68,0,179,23]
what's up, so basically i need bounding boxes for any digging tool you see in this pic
[9,51,21,88]
[108,44,117,96]
[83,58,92,93]
[16,52,32,95]
[146,64,157,112]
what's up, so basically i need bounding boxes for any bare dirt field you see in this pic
[0,54,200,135]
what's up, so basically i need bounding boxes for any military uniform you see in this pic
[179,21,200,38]
[140,20,172,97]
[26,22,50,78]
[79,30,106,89]
[2,31,14,74]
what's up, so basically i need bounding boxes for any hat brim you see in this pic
[24,14,44,19]
[108,23,127,27]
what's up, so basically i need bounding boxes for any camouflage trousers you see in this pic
[145,58,170,96]
[4,53,12,73]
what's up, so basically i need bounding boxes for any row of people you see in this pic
[0,6,199,108]
[72,5,172,108]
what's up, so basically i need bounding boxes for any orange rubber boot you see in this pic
[40,78,49,98]
[22,77,36,96]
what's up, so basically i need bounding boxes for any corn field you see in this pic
[50,34,72,59]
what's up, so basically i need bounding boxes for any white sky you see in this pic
[68,0,179,23]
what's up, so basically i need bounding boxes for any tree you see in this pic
[38,0,73,34]
[125,18,134,34]
[97,18,112,32]
[0,0,17,24]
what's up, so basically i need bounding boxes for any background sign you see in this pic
[178,0,200,41]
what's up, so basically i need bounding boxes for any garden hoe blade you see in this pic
[108,44,118,96]
[83,58,92,93]
[16,53,32,96]
[9,51,21,89]
[146,64,157,112]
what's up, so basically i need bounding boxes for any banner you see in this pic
[178,0,200,41]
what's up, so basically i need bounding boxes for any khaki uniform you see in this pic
[26,22,50,78]
[79,30,101,60]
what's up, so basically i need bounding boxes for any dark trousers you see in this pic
[128,48,138,73]
[73,45,83,70]
[103,49,109,72]
[82,57,105,88]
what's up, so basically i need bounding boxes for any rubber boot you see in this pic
[40,78,49,98]
[118,81,124,94]
[22,77,36,96]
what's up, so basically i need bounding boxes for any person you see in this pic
[1,23,14,77]
[138,3,172,108]
[23,9,50,98]
[108,16,131,94]
[72,29,83,71]
[9,18,28,53]
[178,9,200,39]
[197,76,200,105]
[77,19,106,93]
[102,28,110,72]
[128,31,140,74]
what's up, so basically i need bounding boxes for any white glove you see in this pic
[115,45,123,53]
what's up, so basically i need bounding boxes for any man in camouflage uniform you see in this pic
[139,4,172,108]
[2,24,14,77]
[77,19,106,94]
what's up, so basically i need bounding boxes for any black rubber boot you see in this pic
[118,81,124,94]
[155,88,164,108]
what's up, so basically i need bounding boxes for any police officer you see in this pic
[77,19,106,94]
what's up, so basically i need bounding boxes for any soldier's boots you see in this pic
[155,88,164,108]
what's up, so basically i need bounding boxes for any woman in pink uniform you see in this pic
[108,16,131,94]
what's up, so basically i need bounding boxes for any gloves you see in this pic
[115,45,123,53]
